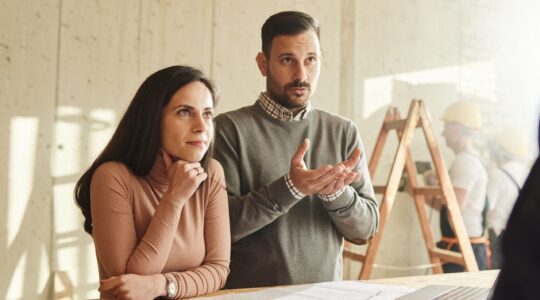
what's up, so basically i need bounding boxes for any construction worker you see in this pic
[490,119,540,299]
[487,127,530,269]
[432,101,489,272]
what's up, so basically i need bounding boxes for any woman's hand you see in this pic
[99,273,166,300]
[162,149,208,205]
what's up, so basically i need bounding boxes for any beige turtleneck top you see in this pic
[90,157,230,299]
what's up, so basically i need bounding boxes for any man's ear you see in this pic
[256,52,268,76]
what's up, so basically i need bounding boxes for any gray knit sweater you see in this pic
[214,103,379,289]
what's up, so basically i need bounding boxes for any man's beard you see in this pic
[266,74,311,109]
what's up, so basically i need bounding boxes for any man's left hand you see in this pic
[319,148,362,195]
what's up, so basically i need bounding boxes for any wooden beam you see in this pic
[383,119,422,131]
[373,185,386,194]
[413,187,443,197]
[343,251,366,262]
[429,248,465,265]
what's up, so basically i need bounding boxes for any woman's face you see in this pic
[161,81,214,162]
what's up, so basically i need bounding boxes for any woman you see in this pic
[75,66,230,299]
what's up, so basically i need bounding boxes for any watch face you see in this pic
[167,282,178,297]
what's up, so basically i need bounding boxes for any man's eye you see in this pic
[281,57,292,64]
[307,57,317,63]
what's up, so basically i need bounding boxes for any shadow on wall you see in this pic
[1,106,112,299]
[1,112,53,299]
[51,107,117,299]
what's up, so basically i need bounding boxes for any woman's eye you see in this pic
[203,111,214,119]
[177,109,191,116]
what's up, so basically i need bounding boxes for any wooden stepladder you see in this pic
[343,99,479,279]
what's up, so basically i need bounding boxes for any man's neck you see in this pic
[265,91,308,116]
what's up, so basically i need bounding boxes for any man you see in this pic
[491,120,539,300]
[487,127,530,269]
[214,11,379,288]
[435,101,489,272]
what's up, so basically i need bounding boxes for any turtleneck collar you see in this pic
[146,154,169,191]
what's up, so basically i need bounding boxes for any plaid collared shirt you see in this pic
[256,92,312,121]
[257,91,345,201]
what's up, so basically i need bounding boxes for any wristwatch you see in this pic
[164,273,178,299]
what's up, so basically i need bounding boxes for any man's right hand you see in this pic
[289,139,344,195]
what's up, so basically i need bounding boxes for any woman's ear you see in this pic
[256,52,268,76]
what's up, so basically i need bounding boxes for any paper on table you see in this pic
[205,281,416,300]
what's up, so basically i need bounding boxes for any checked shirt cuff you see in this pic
[318,186,347,202]
[285,173,306,200]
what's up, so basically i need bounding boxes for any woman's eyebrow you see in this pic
[171,104,194,110]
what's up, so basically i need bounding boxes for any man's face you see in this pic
[257,30,321,111]
[442,122,462,151]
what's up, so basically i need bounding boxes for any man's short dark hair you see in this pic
[261,11,320,57]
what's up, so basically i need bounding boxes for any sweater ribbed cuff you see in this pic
[269,176,304,212]
[320,186,355,211]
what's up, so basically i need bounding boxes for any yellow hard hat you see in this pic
[494,127,530,157]
[441,101,482,129]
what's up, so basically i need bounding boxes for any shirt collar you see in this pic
[257,92,312,121]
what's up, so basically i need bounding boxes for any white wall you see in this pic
[1,0,539,299]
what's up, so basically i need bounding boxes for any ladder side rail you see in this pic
[395,108,444,274]
[418,101,479,271]
[358,102,421,279]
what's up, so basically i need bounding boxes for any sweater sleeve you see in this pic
[214,114,302,243]
[320,122,380,244]
[168,160,231,298]
[90,162,183,276]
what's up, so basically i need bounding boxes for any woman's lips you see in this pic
[186,141,207,149]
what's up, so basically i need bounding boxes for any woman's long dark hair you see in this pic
[75,65,219,235]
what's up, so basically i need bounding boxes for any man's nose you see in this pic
[293,63,308,82]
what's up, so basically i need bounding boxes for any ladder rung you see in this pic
[383,119,422,131]
[429,248,464,265]
[343,250,366,262]
[373,185,386,194]
[413,187,443,197]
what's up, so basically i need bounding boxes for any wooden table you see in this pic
[197,270,499,298]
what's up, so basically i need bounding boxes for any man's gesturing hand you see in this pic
[319,148,362,195]
[289,139,344,195]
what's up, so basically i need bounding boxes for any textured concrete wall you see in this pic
[1,0,539,299]
[1,1,58,299]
